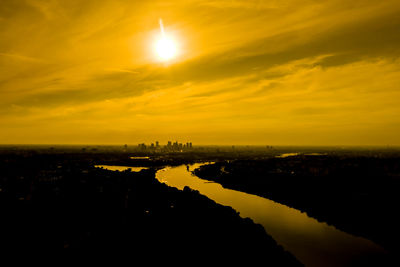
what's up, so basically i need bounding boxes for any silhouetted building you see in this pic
[137,140,193,152]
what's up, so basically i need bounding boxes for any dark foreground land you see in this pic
[194,151,400,256]
[0,151,301,265]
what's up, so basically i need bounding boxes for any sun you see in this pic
[154,19,178,62]
[155,36,177,61]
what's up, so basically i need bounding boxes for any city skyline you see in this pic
[137,140,193,151]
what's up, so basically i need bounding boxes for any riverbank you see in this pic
[0,152,302,265]
[159,163,389,267]
[193,155,400,260]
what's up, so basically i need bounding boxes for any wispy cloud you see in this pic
[0,52,44,63]
[105,68,140,74]
[1,0,400,144]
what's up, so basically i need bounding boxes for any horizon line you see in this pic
[0,143,399,148]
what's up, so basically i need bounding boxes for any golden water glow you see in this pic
[1,1,400,145]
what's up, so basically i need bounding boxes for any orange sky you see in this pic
[1,0,400,145]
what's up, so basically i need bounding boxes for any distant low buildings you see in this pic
[136,141,194,152]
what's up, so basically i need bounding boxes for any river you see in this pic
[95,165,149,172]
[99,163,387,267]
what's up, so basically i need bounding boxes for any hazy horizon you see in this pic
[1,143,399,148]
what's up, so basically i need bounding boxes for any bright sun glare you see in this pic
[155,19,177,61]
[155,36,177,61]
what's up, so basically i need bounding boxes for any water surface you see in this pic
[276,153,300,158]
[156,163,387,267]
[95,165,148,172]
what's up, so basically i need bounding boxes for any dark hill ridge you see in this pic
[0,153,302,265]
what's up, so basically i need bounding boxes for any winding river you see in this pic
[100,163,387,267]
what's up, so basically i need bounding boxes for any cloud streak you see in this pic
[0,0,400,145]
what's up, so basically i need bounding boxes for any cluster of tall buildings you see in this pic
[136,141,193,152]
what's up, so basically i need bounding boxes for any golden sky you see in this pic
[1,0,400,145]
